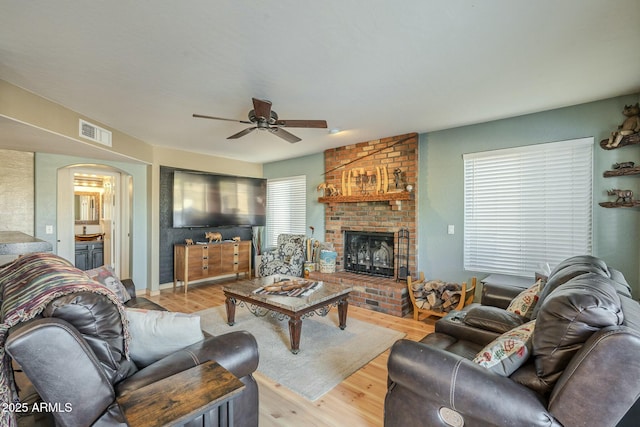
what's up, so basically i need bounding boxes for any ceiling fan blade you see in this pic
[252,98,272,121]
[227,127,257,139]
[275,119,328,128]
[270,127,301,143]
[193,114,252,124]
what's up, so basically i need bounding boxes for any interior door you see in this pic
[120,174,132,279]
[56,168,75,263]
[101,173,116,270]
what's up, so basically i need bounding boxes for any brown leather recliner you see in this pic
[435,255,620,345]
[385,256,640,427]
[6,276,259,427]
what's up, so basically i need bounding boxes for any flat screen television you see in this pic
[173,170,266,228]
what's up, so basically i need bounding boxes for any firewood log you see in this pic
[418,299,431,309]
[426,292,438,307]
[411,281,424,292]
[443,295,461,310]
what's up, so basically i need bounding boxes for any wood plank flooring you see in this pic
[145,277,436,427]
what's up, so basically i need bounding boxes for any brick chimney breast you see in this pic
[320,132,418,284]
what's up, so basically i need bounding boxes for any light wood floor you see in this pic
[146,277,436,427]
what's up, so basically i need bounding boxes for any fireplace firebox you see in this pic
[344,231,394,278]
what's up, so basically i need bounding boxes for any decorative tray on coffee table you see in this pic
[253,279,322,297]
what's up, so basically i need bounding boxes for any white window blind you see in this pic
[463,137,593,277]
[266,175,306,248]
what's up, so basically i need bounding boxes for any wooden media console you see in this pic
[174,241,251,293]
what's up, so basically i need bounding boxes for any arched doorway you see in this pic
[57,164,132,278]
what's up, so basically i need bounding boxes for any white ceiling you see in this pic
[1,1,639,164]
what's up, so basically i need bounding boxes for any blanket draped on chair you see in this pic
[0,253,129,427]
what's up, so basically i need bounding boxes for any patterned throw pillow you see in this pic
[473,319,536,376]
[506,279,542,318]
[86,265,131,303]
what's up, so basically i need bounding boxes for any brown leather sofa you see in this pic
[385,256,640,427]
[5,270,259,426]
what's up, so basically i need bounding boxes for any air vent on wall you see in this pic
[79,119,112,147]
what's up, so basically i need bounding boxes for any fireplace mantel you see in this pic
[318,191,411,204]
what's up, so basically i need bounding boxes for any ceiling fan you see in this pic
[193,98,328,143]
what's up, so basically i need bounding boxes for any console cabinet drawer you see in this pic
[174,241,251,293]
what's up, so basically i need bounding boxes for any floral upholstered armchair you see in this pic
[259,234,306,277]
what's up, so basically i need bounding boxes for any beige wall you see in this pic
[153,146,262,176]
[0,80,154,162]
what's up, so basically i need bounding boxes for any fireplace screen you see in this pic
[344,231,394,277]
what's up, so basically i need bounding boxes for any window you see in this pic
[265,175,306,247]
[463,137,593,277]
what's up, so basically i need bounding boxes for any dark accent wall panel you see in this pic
[159,166,253,284]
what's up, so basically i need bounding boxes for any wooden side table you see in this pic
[117,360,245,427]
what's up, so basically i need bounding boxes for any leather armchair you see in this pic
[436,255,622,344]
[385,257,640,427]
[258,233,306,277]
[6,277,259,427]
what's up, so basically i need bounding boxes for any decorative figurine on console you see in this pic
[606,103,640,148]
[608,189,634,203]
[205,232,222,243]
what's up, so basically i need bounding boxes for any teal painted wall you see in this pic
[263,152,326,240]
[265,95,640,296]
[34,153,149,290]
[419,94,640,294]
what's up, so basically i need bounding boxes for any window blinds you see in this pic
[463,137,593,277]
[266,175,306,247]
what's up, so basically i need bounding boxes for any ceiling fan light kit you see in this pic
[194,98,327,143]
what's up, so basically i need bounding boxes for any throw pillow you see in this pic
[473,319,536,376]
[125,308,204,367]
[506,279,541,318]
[85,265,131,303]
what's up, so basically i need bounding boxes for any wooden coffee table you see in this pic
[223,276,352,354]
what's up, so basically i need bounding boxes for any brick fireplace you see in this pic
[311,132,418,317]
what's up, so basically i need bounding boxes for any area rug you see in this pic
[196,305,405,401]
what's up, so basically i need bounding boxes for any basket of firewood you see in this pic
[411,279,462,312]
